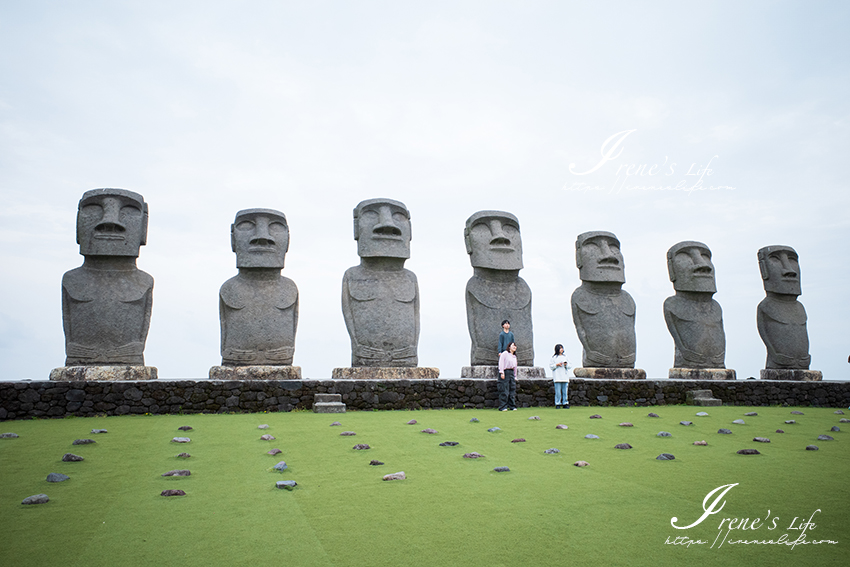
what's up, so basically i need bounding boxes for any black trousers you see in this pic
[498,369,517,410]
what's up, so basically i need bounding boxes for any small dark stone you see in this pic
[817,435,834,441]
[693,440,707,446]
[91,429,108,434]
[657,432,672,437]
[528,416,540,421]
[543,448,560,454]
[0,433,19,439]
[267,448,282,455]
[276,480,297,490]
[369,460,384,465]
[493,467,510,472]
[619,422,634,427]
[744,412,758,416]
[648,413,660,418]
[177,452,191,458]
[46,473,70,483]
[463,452,484,459]
[406,420,417,425]
[680,421,693,426]
[656,453,675,460]
[352,444,370,450]
[791,411,804,415]
[753,437,770,443]
[469,418,479,423]
[555,424,568,430]
[260,434,275,441]
[830,426,840,432]
[172,437,191,443]
[510,438,526,443]
[737,449,760,455]
[178,426,193,431]
[340,431,356,436]
[62,453,84,462]
[695,412,709,417]
[732,419,745,425]
[840,419,850,423]
[330,421,342,426]
[22,494,49,505]
[589,414,602,419]
[487,427,501,432]
[806,445,819,451]
[785,420,796,424]
[420,428,437,434]
[161,489,186,496]
[717,429,733,434]
[72,439,95,445]
[615,443,632,450]
[835,410,845,415]
[440,441,459,446]
[775,430,785,434]
[273,462,287,472]
[161,470,191,477]
[258,424,269,430]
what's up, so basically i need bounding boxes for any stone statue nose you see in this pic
[488,220,511,246]
[690,249,712,272]
[250,218,275,245]
[372,206,403,236]
[598,240,618,263]
[95,198,126,233]
[779,254,798,278]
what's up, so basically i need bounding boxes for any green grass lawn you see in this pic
[1,406,847,567]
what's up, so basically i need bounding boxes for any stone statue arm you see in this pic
[61,284,72,345]
[341,273,357,350]
[219,294,228,356]
[572,298,612,366]
[141,285,153,345]
[413,276,420,352]
[664,302,709,365]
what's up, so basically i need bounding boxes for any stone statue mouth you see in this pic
[782,272,799,279]
[489,243,515,251]
[596,260,621,268]
[93,234,125,241]
[247,245,277,252]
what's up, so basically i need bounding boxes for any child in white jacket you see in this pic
[550,344,572,408]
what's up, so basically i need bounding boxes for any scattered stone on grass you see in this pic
[791,411,804,415]
[840,419,850,423]
[511,438,526,443]
[421,428,438,434]
[260,434,275,441]
[72,439,95,445]
[737,449,760,455]
[615,443,632,450]
[648,413,660,418]
[717,429,732,434]
[528,416,540,421]
[657,432,672,437]
[817,435,834,441]
[830,426,840,432]
[46,473,70,483]
[172,437,191,443]
[585,434,600,439]
[544,448,560,454]
[693,440,707,446]
[439,441,459,446]
[656,453,675,460]
[556,424,569,430]
[340,431,356,436]
[573,461,589,467]
[695,412,709,417]
[463,452,484,459]
[383,472,406,481]
[590,414,602,419]
[487,427,501,433]
[680,421,693,426]
[161,470,191,477]
[775,430,785,434]
[784,420,796,424]
[753,437,770,443]
[619,422,633,427]
[91,429,108,434]
[178,426,193,431]
[267,448,282,455]
[744,412,758,416]
[806,445,819,451]
[276,480,297,490]
[493,467,510,472]
[469,418,479,423]
[1,433,19,439]
[62,453,83,462]
[258,424,269,430]
[835,410,845,415]
[732,419,745,425]
[353,444,370,450]
[406,420,417,425]
[370,460,384,466]
[22,494,49,505]
[330,421,342,426]
[273,462,288,472]
[161,489,186,496]
[177,452,191,458]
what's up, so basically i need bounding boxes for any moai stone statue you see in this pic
[208,208,302,380]
[756,245,821,380]
[460,211,544,379]
[571,231,645,379]
[663,241,735,380]
[334,198,437,379]
[50,188,156,381]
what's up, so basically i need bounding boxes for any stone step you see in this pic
[313,402,346,414]
[686,389,722,406]
[693,398,722,407]
[315,393,342,404]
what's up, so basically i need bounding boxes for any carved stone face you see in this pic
[576,231,625,283]
[353,198,411,259]
[667,241,716,293]
[758,245,801,295]
[231,208,289,269]
[77,188,148,257]
[464,211,523,270]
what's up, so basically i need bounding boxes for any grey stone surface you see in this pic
[571,231,636,368]
[584,434,599,439]
[46,473,70,482]
[91,429,108,434]
[421,428,437,434]
[267,448,282,455]
[619,422,633,427]
[687,389,722,406]
[258,424,269,429]
[511,438,526,443]
[1,433,19,438]
[785,420,796,424]
[615,443,632,449]
[744,412,758,416]
[315,393,341,403]
[406,420,417,425]
[528,416,540,420]
[313,401,346,414]
[757,246,813,370]
[696,412,709,416]
[382,471,406,481]
[469,418,479,423]
[463,452,484,458]
[62,453,84,461]
[656,453,675,460]
[648,413,660,417]
[464,211,533,366]
[493,466,510,472]
[775,430,784,433]
[273,461,288,472]
[573,367,646,380]
[806,445,819,451]
[718,429,732,434]
[460,366,545,379]
[672,368,736,381]
[487,427,501,432]
[260,434,275,440]
[72,439,95,445]
[737,449,760,455]
[177,452,191,458]
[161,489,186,496]
[680,421,693,426]
[340,431,356,436]
[330,421,342,426]
[753,437,770,443]
[60,189,153,367]
[791,410,804,414]
[342,198,419,367]
[573,460,589,467]
[732,419,746,425]
[22,494,49,505]
[209,366,302,380]
[352,443,370,450]
[171,437,191,443]
[544,448,560,453]
[664,241,726,369]
[440,441,459,446]
[831,426,841,431]
[276,480,297,490]
[556,424,568,429]
[178,426,192,431]
[759,369,822,381]
[657,431,672,437]
[369,460,384,465]
[332,367,439,380]
[50,366,157,381]
[589,414,602,419]
[219,208,298,367]
[161,469,191,476]
[693,440,707,445]
[817,435,834,441]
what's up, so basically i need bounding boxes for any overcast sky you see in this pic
[1,1,848,382]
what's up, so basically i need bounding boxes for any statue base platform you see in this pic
[574,367,646,380]
[760,369,822,381]
[332,367,440,380]
[460,366,546,379]
[668,368,736,380]
[209,366,302,380]
[50,366,158,381]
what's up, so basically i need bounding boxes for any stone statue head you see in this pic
[667,241,716,293]
[353,198,411,259]
[464,211,523,270]
[231,208,289,269]
[76,188,148,257]
[575,231,625,283]
[758,245,801,295]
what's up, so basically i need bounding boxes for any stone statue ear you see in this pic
[353,218,359,241]
[666,254,676,282]
[575,245,582,269]
[758,256,769,280]
[75,210,82,245]
[463,227,472,254]
[230,224,236,253]
[140,204,149,246]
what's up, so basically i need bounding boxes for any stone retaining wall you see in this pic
[1,378,849,420]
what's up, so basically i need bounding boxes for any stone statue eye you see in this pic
[120,205,141,217]
[236,220,255,231]
[269,221,286,232]
[80,204,103,218]
[392,212,407,223]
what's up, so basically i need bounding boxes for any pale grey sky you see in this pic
[1,1,848,381]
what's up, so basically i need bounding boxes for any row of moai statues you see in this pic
[49,188,821,382]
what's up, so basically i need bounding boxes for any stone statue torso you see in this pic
[62,265,153,365]
[342,265,418,367]
[466,275,533,366]
[571,285,636,367]
[219,274,298,365]
[757,296,810,369]
[664,294,725,368]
